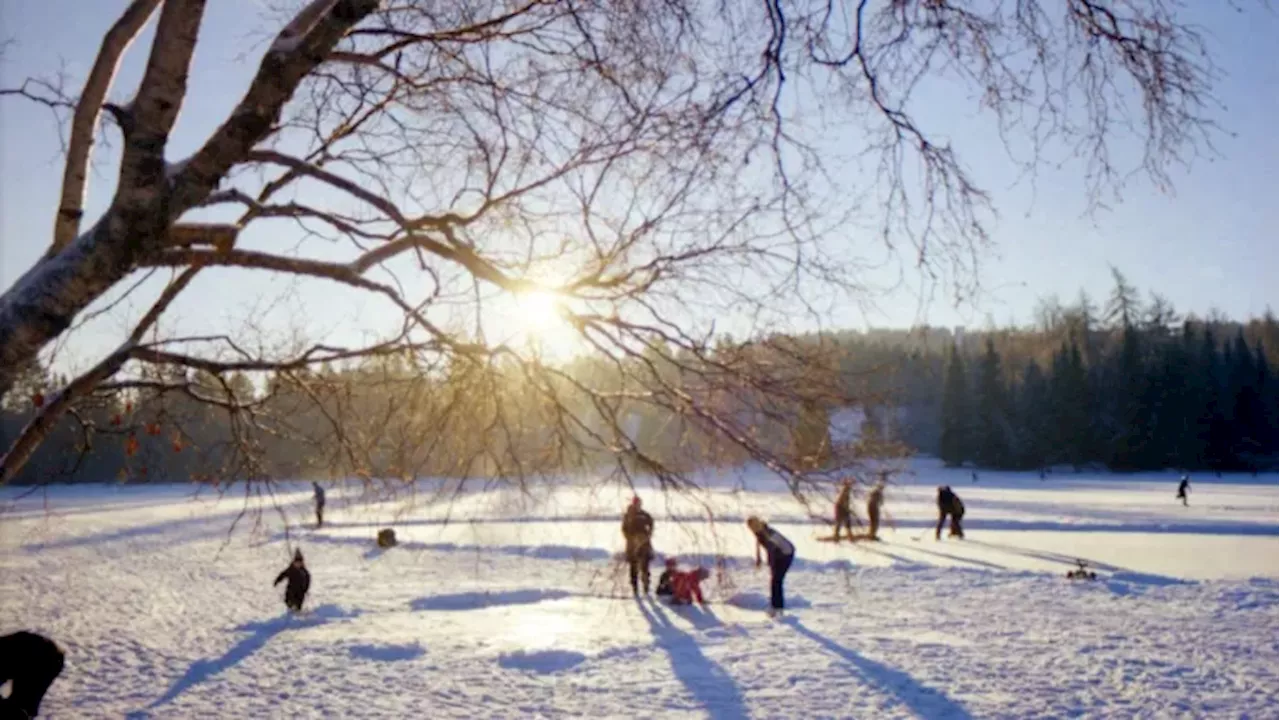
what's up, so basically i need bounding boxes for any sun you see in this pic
[509,288,581,359]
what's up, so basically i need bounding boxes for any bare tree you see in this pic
[0,0,1232,500]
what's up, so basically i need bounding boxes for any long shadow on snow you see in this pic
[134,604,359,715]
[409,588,573,612]
[323,514,1278,537]
[781,617,973,720]
[964,539,1190,586]
[637,599,748,719]
[25,498,313,552]
[300,531,857,575]
[887,543,1010,572]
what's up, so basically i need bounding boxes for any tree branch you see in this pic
[46,0,163,258]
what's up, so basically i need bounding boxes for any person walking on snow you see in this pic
[622,496,655,596]
[274,549,312,612]
[1176,475,1190,507]
[312,482,326,528]
[833,478,856,542]
[866,480,886,541]
[747,516,796,617]
[935,485,965,540]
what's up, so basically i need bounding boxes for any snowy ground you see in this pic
[2,461,1277,718]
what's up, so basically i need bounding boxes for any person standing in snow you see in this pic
[312,482,326,527]
[747,516,796,616]
[622,496,655,596]
[832,478,856,542]
[935,485,965,540]
[866,480,886,541]
[0,631,64,719]
[1176,475,1190,507]
[274,549,312,612]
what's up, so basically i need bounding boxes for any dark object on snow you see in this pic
[1066,559,1098,581]
[274,549,312,612]
[747,516,795,613]
[1176,476,1190,507]
[832,479,856,543]
[866,482,886,541]
[621,497,655,596]
[313,482,326,527]
[936,486,965,540]
[655,557,676,597]
[971,471,979,483]
[0,631,64,718]
[377,528,397,548]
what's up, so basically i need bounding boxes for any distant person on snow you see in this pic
[1176,476,1190,507]
[0,631,65,719]
[274,549,312,612]
[936,485,965,540]
[866,480,886,541]
[312,482,326,527]
[833,478,856,542]
[655,557,677,597]
[747,516,796,617]
[622,496,655,596]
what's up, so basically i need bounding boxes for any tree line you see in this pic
[927,273,1277,472]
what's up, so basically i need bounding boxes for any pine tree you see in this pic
[974,338,1010,467]
[1015,359,1051,468]
[939,345,970,467]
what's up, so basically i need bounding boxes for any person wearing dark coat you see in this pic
[832,478,856,542]
[655,557,677,597]
[0,631,65,718]
[1176,476,1190,506]
[312,482,326,527]
[936,485,965,540]
[274,549,312,612]
[747,516,796,616]
[621,496,655,596]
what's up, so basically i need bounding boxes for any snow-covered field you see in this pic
[2,460,1277,718]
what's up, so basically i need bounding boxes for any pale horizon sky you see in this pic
[0,1,1276,374]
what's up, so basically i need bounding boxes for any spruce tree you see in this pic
[939,344,970,466]
[975,338,1010,468]
[1016,359,1051,468]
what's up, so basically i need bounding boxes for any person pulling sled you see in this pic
[935,485,965,540]
[274,549,312,613]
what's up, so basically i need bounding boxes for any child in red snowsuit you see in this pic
[668,566,710,606]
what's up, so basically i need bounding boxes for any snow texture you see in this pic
[1,459,1276,718]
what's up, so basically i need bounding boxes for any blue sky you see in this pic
[1,1,1276,372]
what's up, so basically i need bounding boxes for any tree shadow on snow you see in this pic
[965,539,1190,586]
[891,544,1009,572]
[132,604,359,716]
[638,599,749,720]
[409,588,572,612]
[781,617,973,720]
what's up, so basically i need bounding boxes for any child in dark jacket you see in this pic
[655,557,677,597]
[274,549,312,612]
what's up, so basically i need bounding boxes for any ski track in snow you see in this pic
[2,461,1276,719]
